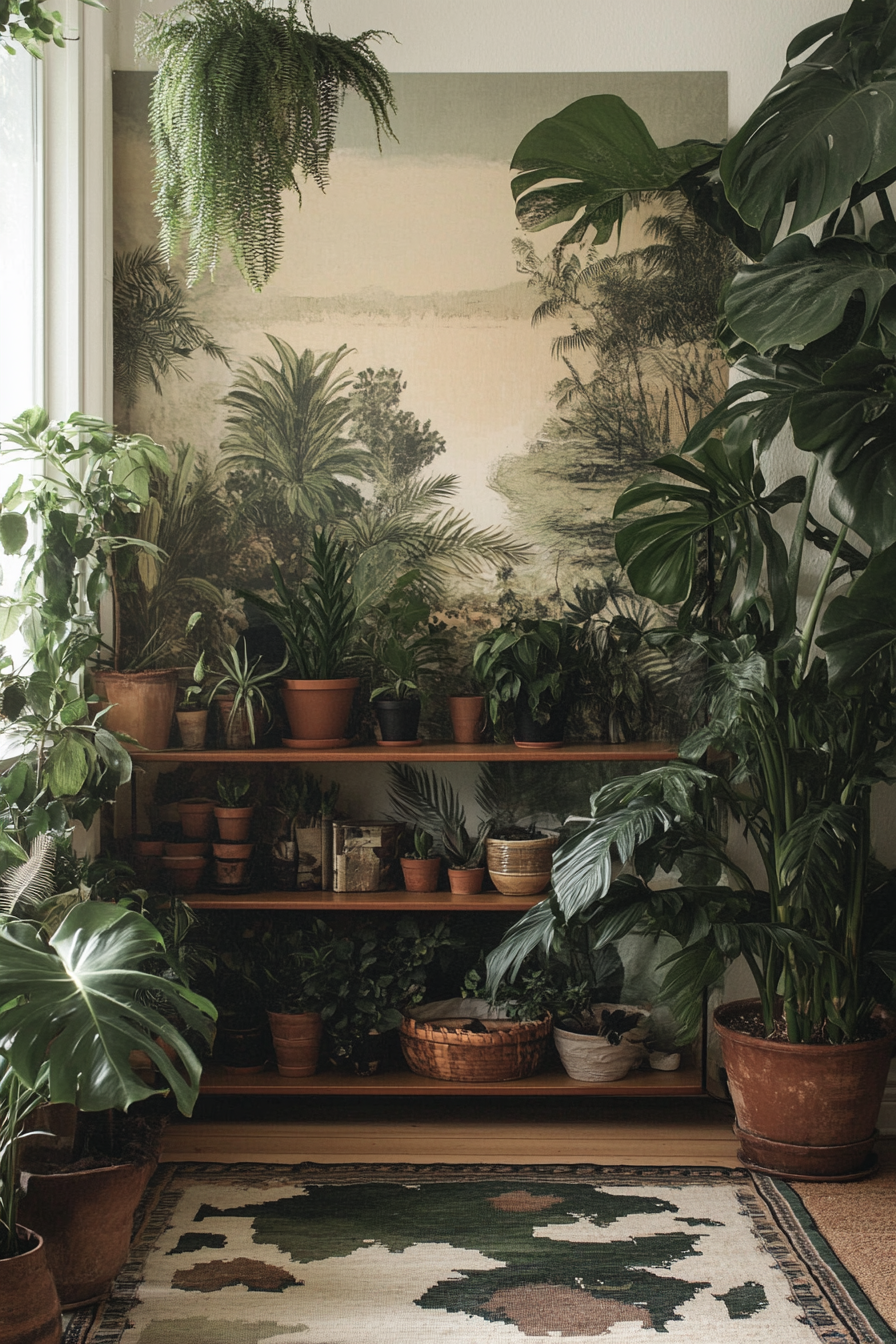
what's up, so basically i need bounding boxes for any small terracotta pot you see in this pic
[213,842,254,861]
[214,858,250,886]
[267,1010,323,1077]
[447,866,486,894]
[0,1228,61,1344]
[400,855,441,892]
[161,854,207,893]
[175,709,208,750]
[177,798,216,839]
[214,805,254,841]
[448,694,486,744]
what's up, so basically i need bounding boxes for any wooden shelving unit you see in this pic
[132,738,704,1101]
[199,1059,704,1098]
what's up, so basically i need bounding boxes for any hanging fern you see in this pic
[137,0,396,291]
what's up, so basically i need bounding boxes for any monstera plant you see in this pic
[487,0,896,1178]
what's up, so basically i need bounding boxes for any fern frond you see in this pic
[0,834,56,915]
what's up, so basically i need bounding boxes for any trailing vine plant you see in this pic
[137,0,396,291]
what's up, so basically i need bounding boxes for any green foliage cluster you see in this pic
[137,0,396,290]
[0,410,169,852]
[1,0,98,57]
[490,0,896,1047]
[472,618,589,731]
[365,572,447,702]
[388,764,490,870]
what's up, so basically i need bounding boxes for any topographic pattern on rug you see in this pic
[66,1163,896,1344]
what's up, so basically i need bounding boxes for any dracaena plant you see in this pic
[0,410,170,855]
[487,0,896,1048]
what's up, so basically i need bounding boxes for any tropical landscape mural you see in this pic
[112,70,731,742]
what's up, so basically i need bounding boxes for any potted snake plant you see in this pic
[487,0,896,1179]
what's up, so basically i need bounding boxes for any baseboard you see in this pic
[878,1060,896,1135]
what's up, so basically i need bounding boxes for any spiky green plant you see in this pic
[137,0,396,290]
[388,764,491,869]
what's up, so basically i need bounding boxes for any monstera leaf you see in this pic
[721,6,896,251]
[0,901,215,1115]
[511,95,720,246]
[818,542,896,688]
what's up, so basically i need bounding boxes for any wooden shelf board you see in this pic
[199,1063,704,1098]
[185,889,543,911]
[130,741,679,765]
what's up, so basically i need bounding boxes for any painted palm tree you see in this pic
[113,246,230,414]
[113,442,231,669]
[220,338,370,560]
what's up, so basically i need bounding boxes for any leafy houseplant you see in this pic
[488,0,896,1177]
[0,898,215,1265]
[258,919,343,1076]
[136,0,395,291]
[399,827,441,893]
[207,640,286,748]
[214,773,254,845]
[0,409,168,853]
[472,618,589,746]
[321,916,453,1074]
[238,529,360,747]
[364,573,447,742]
[387,764,491,894]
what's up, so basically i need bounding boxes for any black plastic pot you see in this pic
[512,696,568,746]
[374,696,422,743]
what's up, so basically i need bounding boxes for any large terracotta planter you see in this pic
[18,1161,155,1309]
[448,694,486,744]
[0,1228,62,1344]
[102,669,178,751]
[267,1010,323,1076]
[486,835,558,895]
[280,677,358,748]
[714,998,895,1178]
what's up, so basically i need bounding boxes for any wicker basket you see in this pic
[400,998,552,1081]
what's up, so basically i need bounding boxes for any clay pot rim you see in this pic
[161,855,207,868]
[102,669,178,685]
[213,842,254,858]
[214,805,254,817]
[714,998,895,1054]
[282,676,360,690]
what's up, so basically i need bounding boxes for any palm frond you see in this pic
[0,834,56,915]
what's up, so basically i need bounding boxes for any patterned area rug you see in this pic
[65,1163,895,1343]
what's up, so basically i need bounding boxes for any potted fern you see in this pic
[488,0,896,1179]
[388,764,491,894]
[136,0,395,291]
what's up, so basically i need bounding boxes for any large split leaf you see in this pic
[0,901,215,1115]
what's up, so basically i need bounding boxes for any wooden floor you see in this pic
[162,1094,743,1166]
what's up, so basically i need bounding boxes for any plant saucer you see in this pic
[282,737,350,750]
[375,738,422,748]
[513,739,564,750]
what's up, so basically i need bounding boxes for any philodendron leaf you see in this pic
[511,94,720,245]
[0,512,27,555]
[721,61,896,250]
[43,733,89,797]
[724,235,896,355]
[0,901,215,1115]
[818,542,896,687]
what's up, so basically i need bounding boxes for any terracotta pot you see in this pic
[447,865,486,894]
[101,669,178,751]
[714,999,896,1178]
[214,805,253,842]
[213,841,254,887]
[131,837,164,885]
[161,854,207,893]
[215,697,265,749]
[267,1010,323,1077]
[0,1228,62,1344]
[163,840,209,858]
[374,696,421,743]
[18,1162,155,1309]
[280,677,359,747]
[448,694,486,744]
[176,797,216,839]
[400,855,441,892]
[486,835,559,895]
[175,709,208,749]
